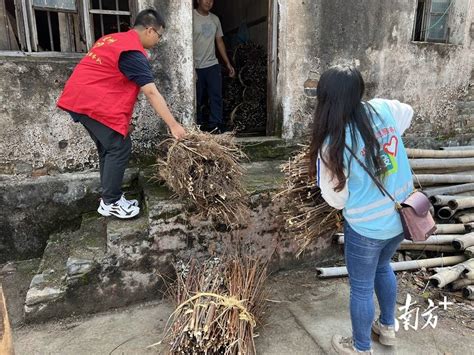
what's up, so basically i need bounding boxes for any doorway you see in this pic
[193,0,278,137]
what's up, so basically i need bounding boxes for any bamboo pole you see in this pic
[410,158,474,170]
[453,233,474,250]
[430,195,463,206]
[429,259,474,288]
[442,146,474,151]
[316,255,466,278]
[435,224,471,234]
[406,148,474,158]
[448,197,474,210]
[449,278,474,291]
[466,246,474,258]
[438,207,455,220]
[430,264,467,288]
[414,174,474,185]
[463,285,474,300]
[398,244,457,252]
[424,183,474,197]
[337,234,463,245]
[0,285,14,355]
[456,212,474,224]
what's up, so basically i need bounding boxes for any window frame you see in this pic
[0,0,136,56]
[412,0,453,44]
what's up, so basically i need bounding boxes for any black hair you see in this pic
[309,65,384,191]
[134,8,165,29]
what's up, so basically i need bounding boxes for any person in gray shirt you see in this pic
[194,0,235,133]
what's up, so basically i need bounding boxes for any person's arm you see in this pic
[216,37,235,78]
[317,151,349,210]
[119,51,186,140]
[214,17,235,78]
[371,98,413,135]
[141,83,186,140]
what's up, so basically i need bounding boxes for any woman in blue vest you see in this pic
[309,65,414,354]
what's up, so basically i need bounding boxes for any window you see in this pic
[413,0,453,43]
[0,0,136,53]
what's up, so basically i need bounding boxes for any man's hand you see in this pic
[128,123,135,135]
[170,122,186,140]
[227,63,236,78]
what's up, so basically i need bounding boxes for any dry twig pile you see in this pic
[159,256,268,354]
[280,147,341,255]
[155,130,250,226]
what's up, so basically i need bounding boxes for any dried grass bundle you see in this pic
[158,256,268,354]
[280,146,341,255]
[155,130,250,226]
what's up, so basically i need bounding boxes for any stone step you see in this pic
[24,214,107,321]
[236,136,298,161]
[21,161,325,323]
[242,160,285,193]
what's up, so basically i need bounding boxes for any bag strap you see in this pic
[345,144,399,205]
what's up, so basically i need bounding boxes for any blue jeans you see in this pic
[344,223,404,351]
[196,64,223,129]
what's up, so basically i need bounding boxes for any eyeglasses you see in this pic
[148,27,163,40]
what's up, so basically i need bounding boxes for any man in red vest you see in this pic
[58,8,186,219]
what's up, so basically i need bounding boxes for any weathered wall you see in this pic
[0,0,194,175]
[277,0,474,146]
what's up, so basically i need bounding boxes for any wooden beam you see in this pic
[0,285,14,355]
[89,9,130,16]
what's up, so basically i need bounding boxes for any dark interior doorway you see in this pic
[194,0,277,137]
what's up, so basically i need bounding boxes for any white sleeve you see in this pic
[383,99,414,135]
[317,153,349,210]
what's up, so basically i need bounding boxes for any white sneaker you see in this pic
[120,194,139,207]
[372,319,396,346]
[97,198,140,219]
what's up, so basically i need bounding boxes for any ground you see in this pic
[13,265,474,355]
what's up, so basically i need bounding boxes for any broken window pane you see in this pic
[35,9,60,51]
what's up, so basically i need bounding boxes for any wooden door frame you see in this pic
[266,0,279,136]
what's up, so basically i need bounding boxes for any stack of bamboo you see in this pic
[405,146,474,299]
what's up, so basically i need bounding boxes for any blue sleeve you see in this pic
[118,51,155,87]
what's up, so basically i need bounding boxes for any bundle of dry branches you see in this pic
[159,256,268,354]
[155,130,250,227]
[280,147,341,255]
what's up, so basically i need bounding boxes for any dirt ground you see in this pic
[12,264,474,355]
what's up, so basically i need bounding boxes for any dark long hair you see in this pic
[309,65,383,191]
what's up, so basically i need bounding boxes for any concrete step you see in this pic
[24,214,107,321]
[20,161,328,323]
[237,136,298,161]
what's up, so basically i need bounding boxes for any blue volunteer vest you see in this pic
[342,99,413,239]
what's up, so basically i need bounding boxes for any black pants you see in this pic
[69,112,131,204]
[196,64,223,129]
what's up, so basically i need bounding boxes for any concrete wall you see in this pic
[0,0,194,175]
[1,0,473,174]
[277,0,474,146]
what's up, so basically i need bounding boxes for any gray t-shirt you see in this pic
[193,9,223,69]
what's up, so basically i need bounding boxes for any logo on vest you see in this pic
[86,35,118,65]
[380,135,399,176]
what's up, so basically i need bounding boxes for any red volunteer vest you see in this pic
[57,30,148,136]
